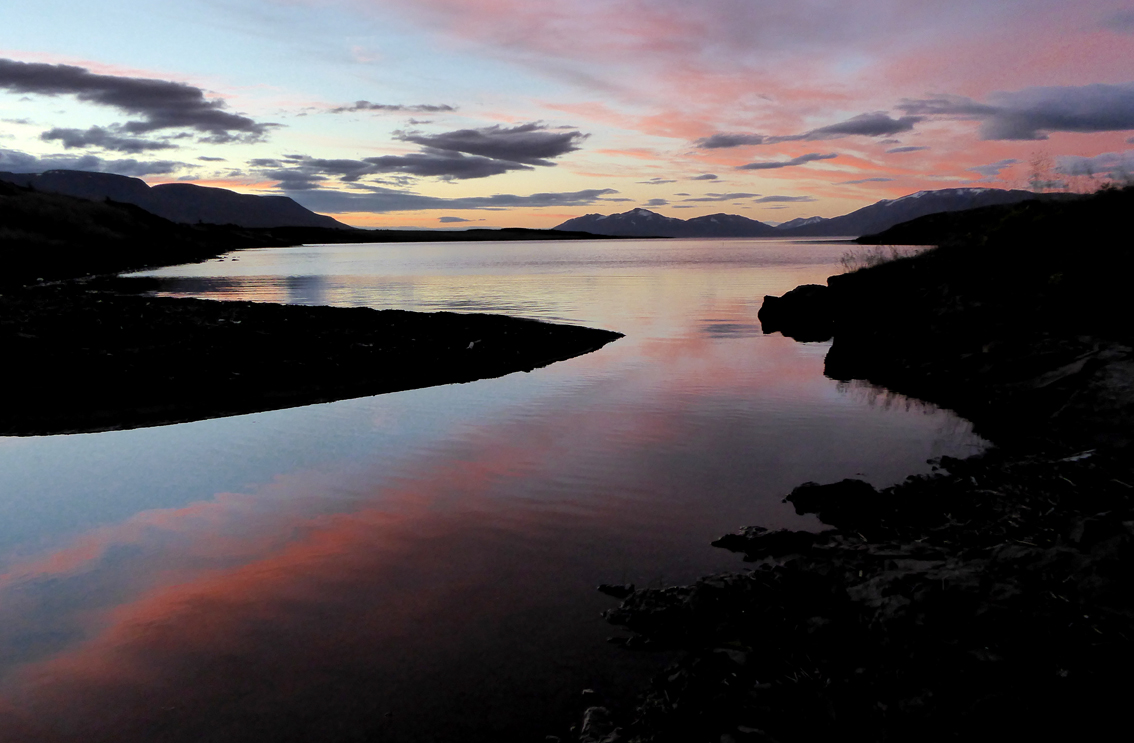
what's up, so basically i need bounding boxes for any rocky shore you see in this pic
[1,279,622,436]
[582,186,1134,741]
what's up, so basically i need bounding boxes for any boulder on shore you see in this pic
[757,284,834,342]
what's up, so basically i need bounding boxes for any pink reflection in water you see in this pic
[0,240,984,741]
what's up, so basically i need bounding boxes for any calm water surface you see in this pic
[0,239,983,742]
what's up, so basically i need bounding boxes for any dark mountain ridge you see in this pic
[558,188,1075,239]
[0,170,349,229]
[0,179,281,284]
[0,182,618,286]
[774,187,1072,238]
[555,208,779,237]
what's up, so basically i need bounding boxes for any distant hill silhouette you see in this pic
[773,188,1072,237]
[555,208,779,237]
[557,189,1073,239]
[0,179,306,284]
[855,187,1113,248]
[0,170,349,229]
[0,182,623,285]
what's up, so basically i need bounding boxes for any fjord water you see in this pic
[0,239,982,742]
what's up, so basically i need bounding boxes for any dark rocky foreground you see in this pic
[0,280,622,436]
[579,187,1134,742]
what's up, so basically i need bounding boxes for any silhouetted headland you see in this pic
[586,186,1134,742]
[1,179,622,435]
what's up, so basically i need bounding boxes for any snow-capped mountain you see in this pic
[556,189,1059,239]
[772,188,1050,237]
[554,208,779,237]
[775,216,827,230]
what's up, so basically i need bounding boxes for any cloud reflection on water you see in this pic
[0,240,987,741]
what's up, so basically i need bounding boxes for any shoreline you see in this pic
[583,187,1134,742]
[1,280,622,437]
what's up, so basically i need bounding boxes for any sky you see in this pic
[1,0,1133,228]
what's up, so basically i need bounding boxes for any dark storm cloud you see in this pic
[696,114,921,149]
[691,174,718,180]
[694,133,767,149]
[0,146,184,176]
[805,113,922,139]
[365,152,531,179]
[679,191,760,202]
[0,58,273,142]
[330,101,457,114]
[894,96,998,117]
[969,159,1018,178]
[980,84,1134,139]
[1055,150,1134,179]
[737,152,838,170]
[6,61,271,144]
[40,125,176,153]
[837,177,895,184]
[289,157,385,182]
[395,123,588,165]
[754,195,816,203]
[257,170,328,190]
[251,151,534,186]
[288,185,621,214]
[898,84,1134,140]
[253,123,588,187]
[1102,10,1134,33]
[886,145,930,153]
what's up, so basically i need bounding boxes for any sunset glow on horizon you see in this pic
[2,0,1133,228]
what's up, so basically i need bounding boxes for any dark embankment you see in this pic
[581,186,1134,742]
[1,281,622,436]
[827,185,1134,449]
[855,186,1111,248]
[762,185,1134,449]
[0,180,288,284]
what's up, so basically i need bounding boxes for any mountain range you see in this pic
[556,188,1068,239]
[555,208,782,238]
[0,172,1074,240]
[0,170,348,229]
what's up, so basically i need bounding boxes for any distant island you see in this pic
[556,188,1070,239]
